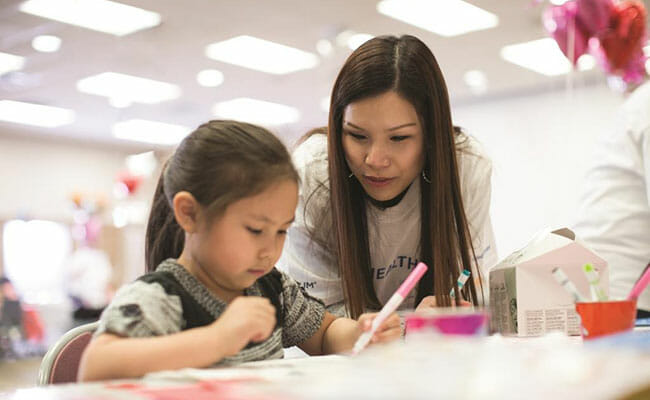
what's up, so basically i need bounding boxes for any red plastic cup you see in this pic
[575,300,637,340]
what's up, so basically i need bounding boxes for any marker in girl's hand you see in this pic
[450,269,471,299]
[352,262,428,355]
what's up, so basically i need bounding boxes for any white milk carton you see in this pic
[489,228,608,336]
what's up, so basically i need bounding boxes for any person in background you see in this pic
[0,277,23,358]
[65,241,114,324]
[0,276,45,358]
[574,81,650,318]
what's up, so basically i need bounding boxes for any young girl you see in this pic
[79,120,400,381]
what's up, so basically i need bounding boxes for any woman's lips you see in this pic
[363,175,395,188]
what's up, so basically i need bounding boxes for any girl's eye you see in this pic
[278,230,288,235]
[391,135,410,142]
[246,227,263,235]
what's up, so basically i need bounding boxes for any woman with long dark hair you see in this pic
[278,35,497,318]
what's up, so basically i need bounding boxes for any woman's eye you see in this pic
[246,227,263,235]
[278,230,288,235]
[391,135,410,142]
[347,131,367,140]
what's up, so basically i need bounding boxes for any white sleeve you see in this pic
[624,84,650,207]
[277,225,344,307]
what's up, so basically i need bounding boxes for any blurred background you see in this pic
[0,0,648,389]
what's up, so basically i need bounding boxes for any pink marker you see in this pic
[627,263,650,301]
[352,262,428,354]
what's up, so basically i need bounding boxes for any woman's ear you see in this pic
[172,191,201,233]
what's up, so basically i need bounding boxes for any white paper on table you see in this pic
[143,354,347,383]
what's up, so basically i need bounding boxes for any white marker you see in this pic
[552,267,587,303]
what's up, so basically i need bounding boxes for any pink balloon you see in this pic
[543,2,590,64]
[544,0,649,89]
[588,2,648,87]
[620,51,648,84]
[576,0,615,36]
[599,1,647,70]
[589,36,613,73]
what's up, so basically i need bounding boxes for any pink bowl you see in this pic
[405,309,489,336]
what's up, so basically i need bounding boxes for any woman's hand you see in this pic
[415,295,471,312]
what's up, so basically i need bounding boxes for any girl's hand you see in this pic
[212,296,276,357]
[415,296,471,312]
[357,312,401,345]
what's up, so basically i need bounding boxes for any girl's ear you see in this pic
[172,191,201,233]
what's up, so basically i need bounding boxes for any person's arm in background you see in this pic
[620,82,650,208]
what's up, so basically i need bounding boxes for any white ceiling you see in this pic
[1,0,648,149]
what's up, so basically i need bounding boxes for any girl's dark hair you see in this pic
[145,120,298,272]
[325,35,481,318]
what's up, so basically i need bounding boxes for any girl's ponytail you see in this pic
[145,164,184,272]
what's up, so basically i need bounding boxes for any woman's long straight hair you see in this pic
[327,35,481,318]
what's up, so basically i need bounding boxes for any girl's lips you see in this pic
[247,269,267,277]
[363,175,395,188]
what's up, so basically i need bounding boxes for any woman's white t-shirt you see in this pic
[277,133,497,314]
